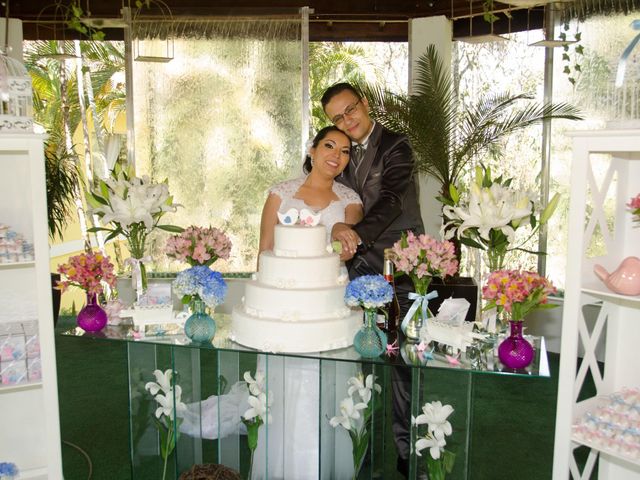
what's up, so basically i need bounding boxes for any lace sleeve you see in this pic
[335,183,362,206]
[268,177,305,202]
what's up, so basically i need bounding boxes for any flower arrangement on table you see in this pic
[413,400,456,480]
[56,250,117,332]
[173,267,227,311]
[628,193,640,223]
[482,270,557,322]
[56,250,117,296]
[87,164,182,297]
[483,270,557,368]
[145,369,187,480]
[345,275,393,357]
[390,232,458,342]
[0,462,18,480]
[329,373,381,480]
[173,266,227,342]
[441,166,559,272]
[241,370,272,479]
[165,225,232,267]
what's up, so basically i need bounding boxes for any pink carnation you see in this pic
[165,225,232,267]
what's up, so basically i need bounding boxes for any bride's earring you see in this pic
[310,156,314,167]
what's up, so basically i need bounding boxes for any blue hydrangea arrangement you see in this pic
[173,266,227,308]
[345,275,393,310]
[0,463,18,479]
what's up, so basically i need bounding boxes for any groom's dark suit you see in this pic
[336,122,424,467]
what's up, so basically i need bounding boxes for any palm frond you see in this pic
[363,44,582,199]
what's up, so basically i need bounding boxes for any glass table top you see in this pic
[61,314,550,378]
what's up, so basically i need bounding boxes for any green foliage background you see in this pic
[134,38,303,271]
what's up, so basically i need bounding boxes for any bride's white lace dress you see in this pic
[182,176,362,479]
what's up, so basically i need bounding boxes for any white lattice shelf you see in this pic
[572,396,640,469]
[0,381,42,394]
[581,283,640,306]
[0,261,35,269]
[553,128,640,480]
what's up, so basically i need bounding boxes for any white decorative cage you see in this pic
[0,54,33,134]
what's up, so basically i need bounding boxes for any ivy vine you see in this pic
[559,23,585,86]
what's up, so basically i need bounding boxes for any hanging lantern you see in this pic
[0,54,33,134]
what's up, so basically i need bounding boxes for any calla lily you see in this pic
[347,373,381,404]
[243,392,272,424]
[415,434,447,459]
[414,401,454,439]
[243,370,266,397]
[329,396,367,431]
[153,385,187,420]
[145,369,173,396]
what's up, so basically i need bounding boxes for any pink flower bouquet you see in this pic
[165,226,232,267]
[482,270,557,321]
[56,251,117,296]
[391,232,459,294]
[628,193,640,222]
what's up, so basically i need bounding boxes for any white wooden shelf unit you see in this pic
[0,134,62,479]
[552,128,640,480]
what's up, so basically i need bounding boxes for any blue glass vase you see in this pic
[353,309,387,358]
[184,298,216,343]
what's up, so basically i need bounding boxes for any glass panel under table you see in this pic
[61,314,549,480]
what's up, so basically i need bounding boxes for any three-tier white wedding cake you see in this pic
[230,224,362,352]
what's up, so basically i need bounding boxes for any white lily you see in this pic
[347,373,381,404]
[94,172,178,231]
[153,385,187,420]
[243,370,266,396]
[415,434,447,459]
[145,369,173,396]
[329,396,367,431]
[443,182,532,243]
[414,401,454,439]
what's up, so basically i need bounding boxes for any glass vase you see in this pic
[485,247,509,273]
[77,293,108,332]
[404,280,431,344]
[353,309,387,358]
[184,298,216,343]
[498,320,534,369]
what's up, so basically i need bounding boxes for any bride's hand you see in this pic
[332,223,361,259]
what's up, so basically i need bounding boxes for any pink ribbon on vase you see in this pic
[124,256,152,296]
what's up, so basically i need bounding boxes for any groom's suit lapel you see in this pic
[356,123,382,192]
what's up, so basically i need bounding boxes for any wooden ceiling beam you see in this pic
[16,0,544,42]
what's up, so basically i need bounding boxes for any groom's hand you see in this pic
[331,223,361,261]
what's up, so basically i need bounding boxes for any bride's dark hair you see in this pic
[303,126,351,174]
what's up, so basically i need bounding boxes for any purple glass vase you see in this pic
[498,320,534,369]
[77,293,108,332]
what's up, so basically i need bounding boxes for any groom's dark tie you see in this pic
[351,144,365,170]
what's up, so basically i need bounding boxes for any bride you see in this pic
[259,125,363,254]
[251,125,363,480]
[181,126,363,479]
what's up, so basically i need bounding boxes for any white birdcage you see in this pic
[0,53,33,134]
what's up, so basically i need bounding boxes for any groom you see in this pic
[322,82,424,478]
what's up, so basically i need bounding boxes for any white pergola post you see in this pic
[408,16,452,238]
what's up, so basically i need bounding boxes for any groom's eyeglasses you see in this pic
[331,99,361,125]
